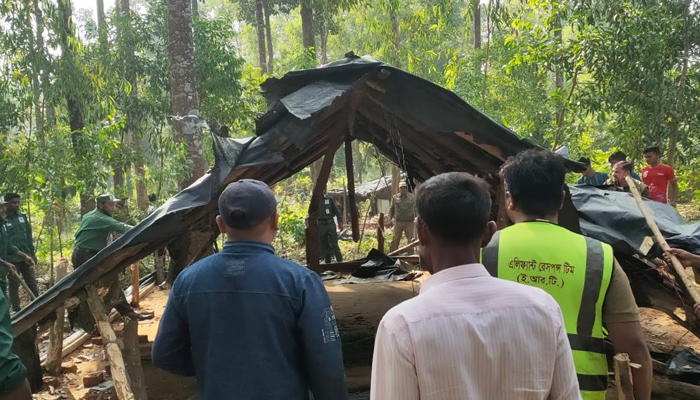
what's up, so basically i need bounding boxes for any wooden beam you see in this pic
[45,261,68,375]
[613,353,635,400]
[123,318,148,400]
[388,240,419,256]
[130,263,140,307]
[345,139,360,242]
[306,135,345,273]
[86,285,135,400]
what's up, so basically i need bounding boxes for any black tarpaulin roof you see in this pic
[12,54,581,335]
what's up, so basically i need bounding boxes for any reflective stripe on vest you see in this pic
[482,222,613,398]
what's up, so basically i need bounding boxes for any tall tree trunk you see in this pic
[31,0,45,148]
[120,0,148,209]
[319,11,328,64]
[300,1,315,60]
[553,11,564,148]
[166,0,206,189]
[57,0,93,215]
[191,0,198,18]
[255,0,267,74]
[481,0,493,110]
[96,0,108,54]
[668,0,691,168]
[263,0,274,74]
[472,0,481,49]
[390,5,400,68]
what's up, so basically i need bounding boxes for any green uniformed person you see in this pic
[72,194,134,269]
[0,286,32,400]
[317,194,343,263]
[3,193,40,312]
[389,181,416,253]
[69,194,151,335]
[0,200,36,299]
[482,150,652,400]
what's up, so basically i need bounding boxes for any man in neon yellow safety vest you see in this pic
[482,149,652,400]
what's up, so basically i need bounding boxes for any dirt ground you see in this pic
[35,275,700,400]
[34,279,421,400]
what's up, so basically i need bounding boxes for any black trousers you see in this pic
[8,260,40,312]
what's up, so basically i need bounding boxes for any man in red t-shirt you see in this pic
[641,146,678,206]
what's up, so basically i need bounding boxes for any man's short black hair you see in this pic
[4,193,20,202]
[643,146,661,155]
[578,157,591,167]
[608,151,627,164]
[616,161,634,172]
[501,149,565,217]
[415,172,491,244]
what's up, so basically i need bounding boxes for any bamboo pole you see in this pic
[625,176,700,308]
[86,285,135,400]
[45,260,68,375]
[388,240,419,256]
[613,353,635,400]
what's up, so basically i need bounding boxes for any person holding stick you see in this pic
[0,200,36,299]
[664,248,700,316]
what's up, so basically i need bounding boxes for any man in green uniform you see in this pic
[482,150,652,400]
[317,194,343,263]
[3,194,40,312]
[389,181,415,253]
[72,194,134,269]
[0,290,32,400]
[69,194,151,334]
[0,200,36,299]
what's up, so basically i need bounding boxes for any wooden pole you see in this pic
[345,138,360,242]
[45,260,68,375]
[86,285,135,400]
[613,353,635,400]
[131,263,140,307]
[377,213,385,253]
[625,176,700,307]
[123,318,148,400]
[388,239,419,256]
[305,139,343,273]
[154,249,165,285]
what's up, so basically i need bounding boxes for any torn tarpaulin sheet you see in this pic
[667,349,700,385]
[569,185,700,256]
[334,249,422,284]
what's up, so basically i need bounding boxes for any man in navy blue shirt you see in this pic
[152,179,347,400]
[576,157,608,186]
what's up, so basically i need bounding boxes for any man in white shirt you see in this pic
[370,172,581,400]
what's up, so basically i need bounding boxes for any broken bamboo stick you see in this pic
[45,261,68,375]
[613,353,635,400]
[0,260,36,300]
[86,285,135,400]
[388,240,419,256]
[625,176,700,309]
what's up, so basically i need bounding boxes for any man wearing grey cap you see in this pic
[153,179,347,400]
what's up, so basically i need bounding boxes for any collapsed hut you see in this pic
[11,53,700,398]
